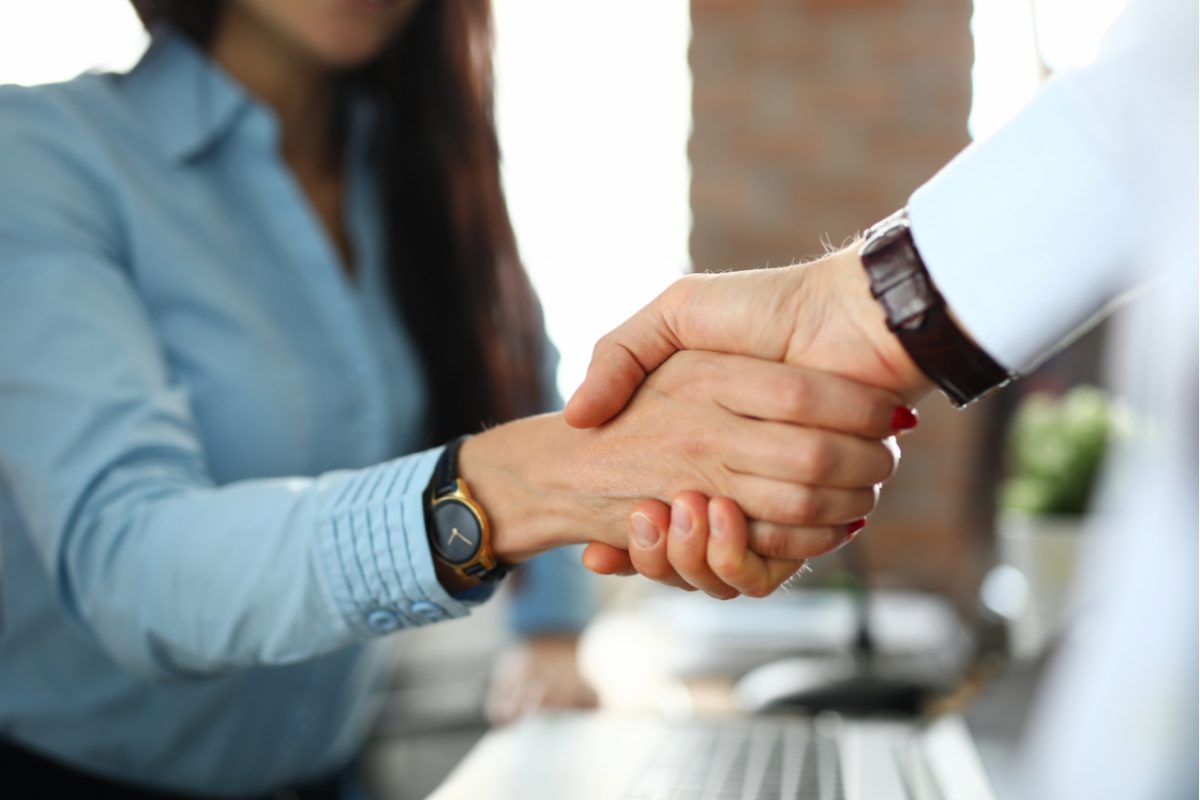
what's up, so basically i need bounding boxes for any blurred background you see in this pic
[0,0,1132,797]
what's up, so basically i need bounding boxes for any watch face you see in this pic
[431,499,483,564]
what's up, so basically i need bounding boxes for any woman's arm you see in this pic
[0,97,485,680]
[0,208,901,686]
[0,241,465,679]
[0,88,906,681]
[459,351,903,565]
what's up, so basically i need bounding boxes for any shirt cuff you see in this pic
[908,75,1140,373]
[315,445,483,636]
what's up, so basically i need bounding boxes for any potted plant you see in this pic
[994,385,1125,659]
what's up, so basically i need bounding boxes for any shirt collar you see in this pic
[120,25,260,163]
[121,25,379,167]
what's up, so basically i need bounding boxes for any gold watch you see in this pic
[424,436,509,585]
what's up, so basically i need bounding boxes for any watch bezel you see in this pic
[429,492,486,565]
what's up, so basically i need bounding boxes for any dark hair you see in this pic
[131,1,547,444]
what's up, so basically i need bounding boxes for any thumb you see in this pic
[581,542,635,575]
[564,291,683,428]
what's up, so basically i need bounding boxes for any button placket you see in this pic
[235,108,385,465]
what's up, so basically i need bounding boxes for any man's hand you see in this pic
[597,492,814,599]
[569,246,932,590]
[564,246,932,430]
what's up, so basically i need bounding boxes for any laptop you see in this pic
[427,710,997,799]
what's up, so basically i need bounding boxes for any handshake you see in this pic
[457,242,937,599]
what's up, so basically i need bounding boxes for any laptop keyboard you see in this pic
[623,717,844,800]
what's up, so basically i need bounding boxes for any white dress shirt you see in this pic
[908,0,1197,797]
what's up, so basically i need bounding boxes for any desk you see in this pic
[362,582,1026,799]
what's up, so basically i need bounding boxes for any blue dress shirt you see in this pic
[0,28,592,795]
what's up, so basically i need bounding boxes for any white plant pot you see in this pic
[995,510,1085,661]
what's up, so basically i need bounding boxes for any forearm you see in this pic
[458,412,643,564]
[41,447,464,679]
[908,81,1148,373]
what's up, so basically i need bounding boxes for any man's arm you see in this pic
[565,0,1192,430]
[565,246,931,429]
[573,0,1195,591]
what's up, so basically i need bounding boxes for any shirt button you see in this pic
[410,601,441,621]
[365,608,400,633]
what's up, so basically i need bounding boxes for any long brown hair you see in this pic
[131,1,548,444]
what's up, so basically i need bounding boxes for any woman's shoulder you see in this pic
[0,76,136,249]
[0,72,136,159]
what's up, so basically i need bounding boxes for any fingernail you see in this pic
[670,500,693,536]
[892,406,919,432]
[631,512,659,548]
[709,506,726,540]
[846,518,867,539]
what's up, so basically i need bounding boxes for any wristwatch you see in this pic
[424,436,509,586]
[859,208,1014,407]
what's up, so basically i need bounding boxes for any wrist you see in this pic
[857,210,1014,406]
[792,247,934,401]
[457,415,587,564]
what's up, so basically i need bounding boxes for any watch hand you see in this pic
[448,527,475,547]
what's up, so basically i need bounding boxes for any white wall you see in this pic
[970,0,1129,139]
[493,0,692,399]
[0,0,147,86]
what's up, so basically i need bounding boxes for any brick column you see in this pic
[690,0,989,603]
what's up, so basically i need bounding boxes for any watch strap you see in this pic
[427,436,509,584]
[860,209,1014,407]
[433,435,469,499]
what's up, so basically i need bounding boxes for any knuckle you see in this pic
[592,331,615,359]
[798,439,837,483]
[752,524,795,560]
[709,549,741,577]
[807,529,843,558]
[672,350,719,393]
[778,373,813,416]
[857,397,885,435]
[665,274,699,311]
[779,488,823,525]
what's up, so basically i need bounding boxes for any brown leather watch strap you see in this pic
[859,209,1013,407]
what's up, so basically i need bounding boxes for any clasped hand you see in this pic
[573,349,906,598]
[560,248,931,598]
[464,250,924,599]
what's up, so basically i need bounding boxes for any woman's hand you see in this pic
[586,491,868,599]
[485,635,598,725]
[459,349,905,564]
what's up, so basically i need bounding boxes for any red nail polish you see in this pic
[891,406,919,432]
[846,518,867,538]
